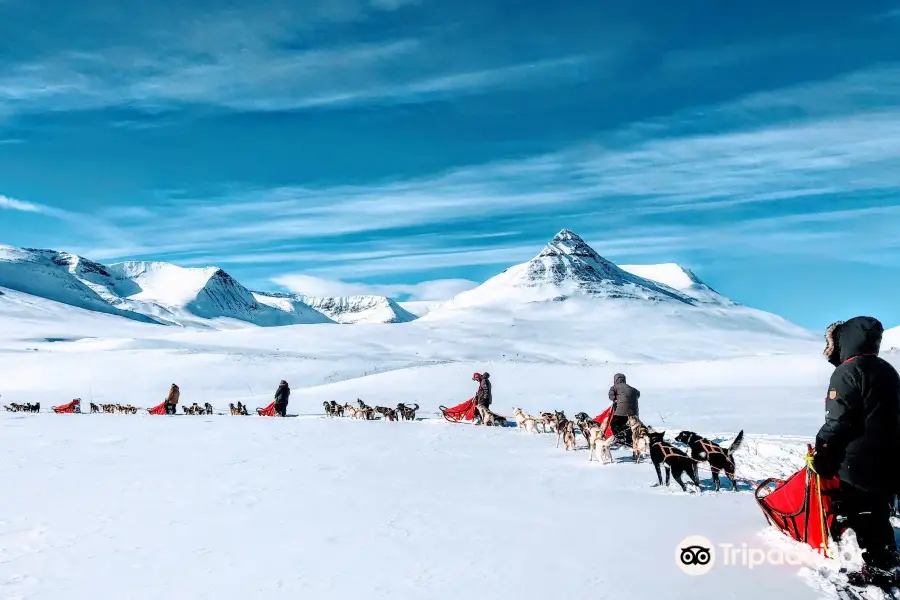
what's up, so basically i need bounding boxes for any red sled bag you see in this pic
[257,402,276,417]
[53,399,81,414]
[148,401,167,415]
[592,405,615,439]
[755,446,840,556]
[439,398,477,423]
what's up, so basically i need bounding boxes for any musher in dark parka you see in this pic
[472,372,492,425]
[608,373,639,446]
[814,316,900,586]
[274,380,290,417]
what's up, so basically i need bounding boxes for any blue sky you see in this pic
[1,0,899,329]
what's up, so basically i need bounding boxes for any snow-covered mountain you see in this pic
[619,262,734,305]
[425,230,809,345]
[435,229,703,310]
[0,247,330,328]
[292,295,417,324]
[0,243,426,327]
[0,231,805,336]
[0,246,158,324]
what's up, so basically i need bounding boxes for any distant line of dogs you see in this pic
[512,406,744,493]
[3,402,41,413]
[89,403,138,414]
[323,399,420,422]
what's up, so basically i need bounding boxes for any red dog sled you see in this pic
[53,398,81,414]
[257,401,276,417]
[439,398,477,423]
[592,405,615,440]
[148,401,168,415]
[755,446,840,556]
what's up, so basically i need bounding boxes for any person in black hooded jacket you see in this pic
[814,316,900,585]
[274,380,290,417]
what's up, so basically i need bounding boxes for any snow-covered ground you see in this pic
[1,287,892,600]
[0,229,896,599]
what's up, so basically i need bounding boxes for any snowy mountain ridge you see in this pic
[619,262,733,305]
[436,229,709,310]
[292,294,417,324]
[0,230,795,330]
[252,292,415,324]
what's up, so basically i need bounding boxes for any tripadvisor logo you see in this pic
[676,536,715,576]
[675,535,827,575]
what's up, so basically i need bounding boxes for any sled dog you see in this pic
[674,430,744,492]
[375,406,398,421]
[513,408,540,433]
[553,411,577,450]
[626,415,651,463]
[574,412,597,446]
[397,403,419,421]
[648,431,701,492]
[540,412,559,434]
[356,399,375,420]
[588,424,615,463]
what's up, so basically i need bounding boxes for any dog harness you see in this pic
[696,438,725,459]
[652,441,684,462]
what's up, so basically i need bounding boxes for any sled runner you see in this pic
[257,402,276,417]
[439,398,477,423]
[52,398,80,413]
[592,406,615,440]
[755,445,840,556]
[147,401,167,415]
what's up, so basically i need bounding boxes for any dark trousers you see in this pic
[610,415,633,446]
[831,483,898,569]
[165,403,176,415]
[275,402,287,417]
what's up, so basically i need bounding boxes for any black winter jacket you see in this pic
[475,375,492,407]
[274,383,290,407]
[815,316,900,494]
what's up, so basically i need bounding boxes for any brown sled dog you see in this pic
[626,415,651,463]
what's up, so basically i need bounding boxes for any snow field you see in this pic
[0,409,826,600]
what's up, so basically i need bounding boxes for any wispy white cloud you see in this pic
[0,194,78,220]
[77,93,900,263]
[0,194,42,213]
[0,0,602,116]
[12,64,900,280]
[271,273,477,300]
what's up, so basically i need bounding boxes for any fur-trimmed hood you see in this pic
[825,316,883,366]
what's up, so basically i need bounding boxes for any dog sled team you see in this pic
[3,401,40,413]
[323,399,420,422]
[510,375,745,494]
